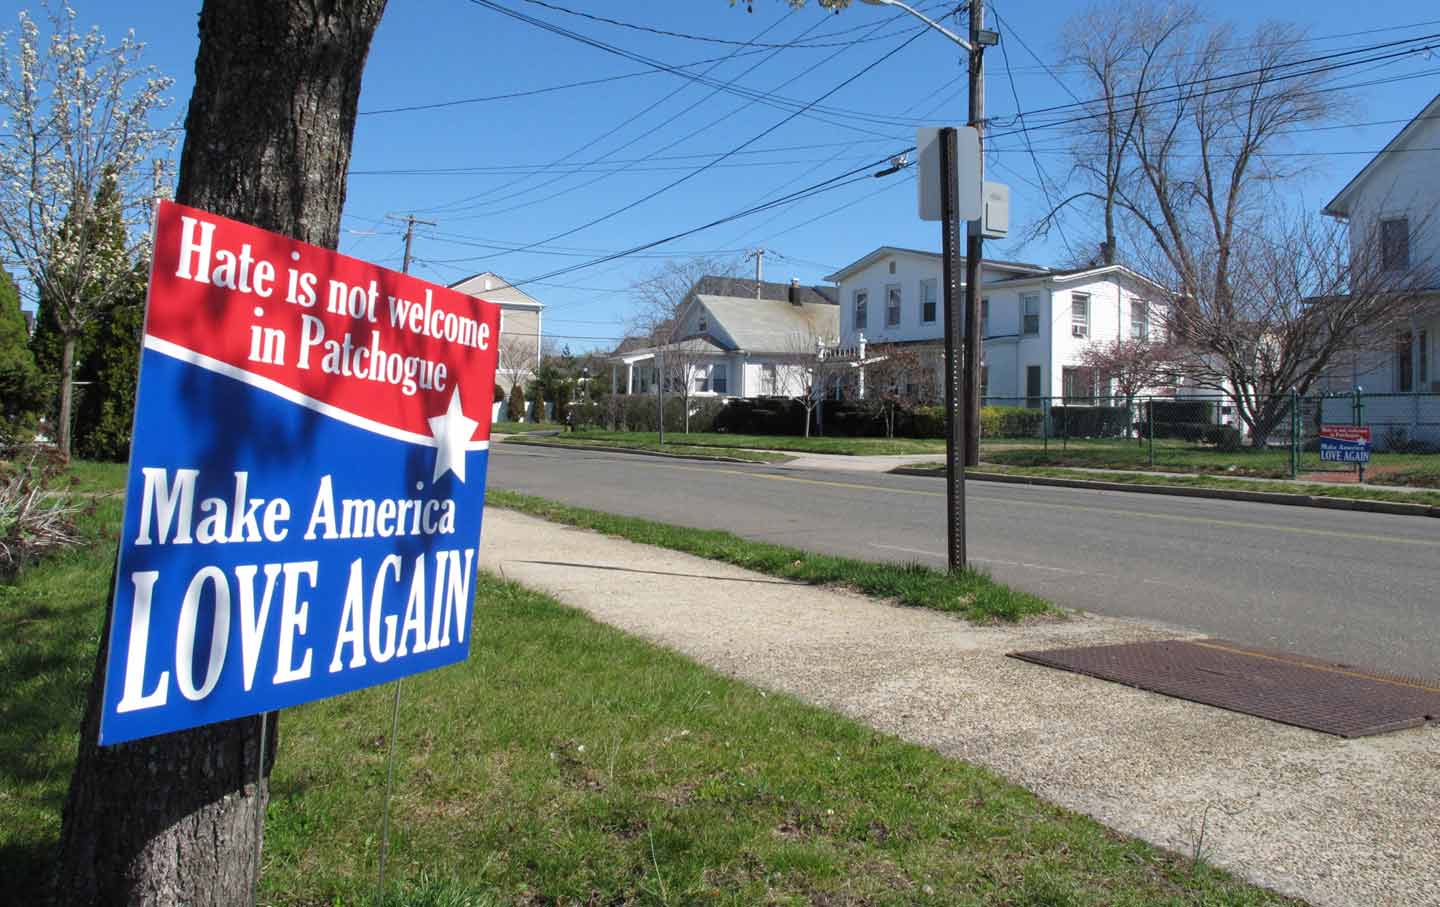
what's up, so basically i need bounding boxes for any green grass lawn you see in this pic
[505,433,792,463]
[534,431,950,456]
[491,420,563,433]
[902,463,1440,509]
[489,490,1052,623]
[2,496,1299,906]
[977,438,1440,487]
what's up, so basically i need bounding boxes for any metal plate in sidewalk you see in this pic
[1008,639,1440,738]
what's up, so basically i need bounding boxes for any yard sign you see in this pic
[1319,425,1372,464]
[98,201,500,745]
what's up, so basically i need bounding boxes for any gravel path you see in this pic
[479,508,1439,907]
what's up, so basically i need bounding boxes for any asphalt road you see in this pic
[486,444,1440,679]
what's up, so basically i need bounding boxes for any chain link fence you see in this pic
[972,391,1440,482]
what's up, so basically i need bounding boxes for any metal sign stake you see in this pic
[250,711,269,907]
[376,678,404,901]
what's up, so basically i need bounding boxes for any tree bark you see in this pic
[55,2,387,904]
[57,333,76,461]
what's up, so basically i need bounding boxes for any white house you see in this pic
[824,246,1168,406]
[1320,92,1439,397]
[609,277,839,398]
[448,271,544,393]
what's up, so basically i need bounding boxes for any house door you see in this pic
[1026,365,1042,408]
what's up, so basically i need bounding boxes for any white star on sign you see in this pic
[428,385,480,483]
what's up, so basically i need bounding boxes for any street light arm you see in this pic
[861,0,972,52]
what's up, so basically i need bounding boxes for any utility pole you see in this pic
[963,0,985,467]
[387,213,437,275]
[746,247,767,298]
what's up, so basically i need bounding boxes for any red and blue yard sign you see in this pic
[98,201,501,745]
[1319,425,1372,464]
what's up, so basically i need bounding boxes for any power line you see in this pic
[517,0,936,49]
[463,21,931,266]
[461,0,959,133]
[985,31,1440,134]
[506,150,913,290]
[437,10,874,225]
[416,5,806,218]
[992,4,1074,260]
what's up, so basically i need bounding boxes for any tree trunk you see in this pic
[55,2,387,904]
[57,333,76,461]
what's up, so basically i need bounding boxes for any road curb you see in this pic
[502,438,790,466]
[890,467,1440,518]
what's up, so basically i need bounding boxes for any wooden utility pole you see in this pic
[388,213,437,274]
[747,247,767,298]
[963,0,985,467]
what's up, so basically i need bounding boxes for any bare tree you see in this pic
[496,330,537,397]
[1162,209,1434,444]
[1077,336,1180,435]
[773,330,846,437]
[0,1,175,460]
[628,255,742,344]
[630,256,742,434]
[863,344,932,438]
[1028,9,1435,444]
[1026,1,1199,265]
[56,1,388,902]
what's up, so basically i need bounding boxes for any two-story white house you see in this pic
[1320,92,1439,397]
[824,246,1168,406]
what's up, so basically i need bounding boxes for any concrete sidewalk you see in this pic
[478,507,1439,907]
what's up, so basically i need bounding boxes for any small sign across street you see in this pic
[1319,425,1372,464]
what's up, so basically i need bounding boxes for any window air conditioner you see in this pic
[1071,325,1087,337]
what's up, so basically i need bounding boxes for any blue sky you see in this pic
[18,0,1440,351]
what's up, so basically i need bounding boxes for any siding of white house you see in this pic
[1323,93,1440,397]
[827,248,1165,402]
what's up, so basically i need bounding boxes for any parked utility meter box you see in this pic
[982,181,1009,238]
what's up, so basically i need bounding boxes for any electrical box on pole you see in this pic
[981,181,1009,239]
[917,126,981,222]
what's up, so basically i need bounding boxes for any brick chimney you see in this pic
[788,277,801,305]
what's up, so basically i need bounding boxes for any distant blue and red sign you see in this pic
[1319,425,1372,464]
[98,201,501,745]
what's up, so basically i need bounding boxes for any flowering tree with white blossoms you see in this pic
[0,1,173,459]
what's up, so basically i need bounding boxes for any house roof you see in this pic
[823,245,1051,283]
[1323,92,1440,218]
[447,271,545,310]
[985,263,1171,294]
[610,335,730,362]
[688,275,837,306]
[692,293,839,354]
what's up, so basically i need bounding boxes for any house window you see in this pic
[697,314,708,333]
[1381,217,1410,271]
[1022,294,1040,335]
[1397,331,1414,392]
[888,260,896,274]
[1131,300,1149,341]
[1421,330,1429,387]
[885,284,901,327]
[761,363,778,395]
[980,365,989,403]
[694,366,709,394]
[921,279,937,323]
[712,363,728,395]
[854,290,868,331]
[1071,293,1090,338]
[980,298,989,337]
[1025,365,1042,408]
[1063,366,1097,404]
